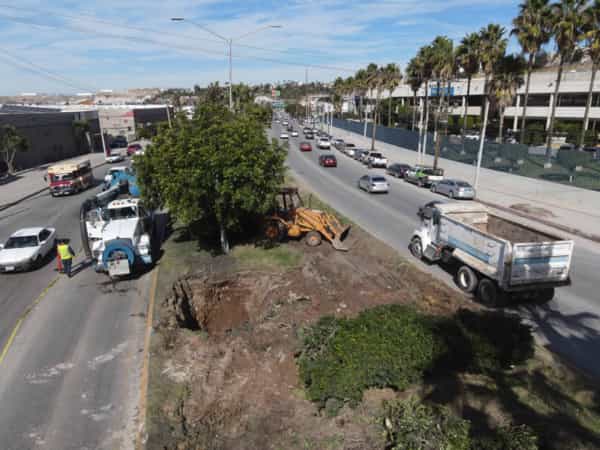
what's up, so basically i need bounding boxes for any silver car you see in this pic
[431,179,475,199]
[358,175,389,193]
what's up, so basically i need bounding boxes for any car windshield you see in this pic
[424,169,443,176]
[372,176,386,182]
[371,153,383,158]
[456,181,471,187]
[52,173,74,181]
[103,206,138,220]
[4,235,38,249]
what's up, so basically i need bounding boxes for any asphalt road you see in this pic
[272,120,600,379]
[0,164,149,450]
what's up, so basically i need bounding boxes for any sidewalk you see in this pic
[330,125,600,242]
[0,153,107,211]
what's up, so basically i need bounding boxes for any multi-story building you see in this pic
[378,66,600,134]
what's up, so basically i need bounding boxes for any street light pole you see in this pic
[171,18,280,112]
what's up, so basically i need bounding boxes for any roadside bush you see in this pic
[297,305,448,406]
[382,397,471,450]
[472,424,538,450]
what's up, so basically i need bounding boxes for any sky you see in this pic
[0,0,526,95]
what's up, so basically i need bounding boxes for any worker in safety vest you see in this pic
[57,240,75,278]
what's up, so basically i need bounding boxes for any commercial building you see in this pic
[379,66,600,134]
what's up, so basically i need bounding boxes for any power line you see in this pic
[0,12,356,73]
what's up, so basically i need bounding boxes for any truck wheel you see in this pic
[456,265,478,293]
[409,237,423,259]
[536,288,555,303]
[449,191,454,199]
[264,220,285,242]
[477,278,508,308]
[305,231,322,247]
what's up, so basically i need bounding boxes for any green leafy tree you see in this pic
[135,102,286,253]
[0,125,29,173]
[512,0,552,144]
[491,54,526,142]
[406,56,425,130]
[580,0,600,148]
[545,0,586,161]
[456,33,482,140]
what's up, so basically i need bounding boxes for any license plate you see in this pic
[4,266,15,272]
[108,259,130,276]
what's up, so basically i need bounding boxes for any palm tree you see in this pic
[406,56,424,130]
[417,45,435,156]
[491,55,527,142]
[365,63,386,151]
[332,76,346,118]
[545,0,586,162]
[512,0,552,144]
[430,36,454,169]
[478,24,508,142]
[579,0,600,148]
[353,68,369,125]
[385,63,403,127]
[456,33,481,142]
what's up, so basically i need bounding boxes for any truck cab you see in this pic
[86,198,153,276]
[46,160,93,196]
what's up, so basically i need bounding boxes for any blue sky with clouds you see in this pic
[0,0,524,95]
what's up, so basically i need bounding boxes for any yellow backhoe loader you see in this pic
[265,187,350,251]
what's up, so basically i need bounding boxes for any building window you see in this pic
[557,93,587,107]
[526,94,550,107]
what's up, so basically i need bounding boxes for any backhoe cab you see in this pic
[265,187,350,251]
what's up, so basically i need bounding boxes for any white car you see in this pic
[282,121,289,126]
[106,152,124,163]
[291,131,299,137]
[367,152,388,168]
[358,175,389,194]
[280,133,289,139]
[318,138,331,149]
[0,227,56,272]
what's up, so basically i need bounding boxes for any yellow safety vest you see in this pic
[57,244,73,260]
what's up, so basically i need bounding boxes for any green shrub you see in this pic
[382,397,471,450]
[472,424,538,450]
[297,305,448,406]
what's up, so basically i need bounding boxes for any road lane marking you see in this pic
[136,265,159,450]
[0,276,59,366]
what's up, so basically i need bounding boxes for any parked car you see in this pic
[405,166,444,187]
[280,132,289,139]
[287,125,294,132]
[282,121,289,126]
[354,149,369,161]
[291,130,299,137]
[0,227,56,272]
[127,143,143,156]
[464,130,480,140]
[344,143,356,154]
[358,175,389,194]
[333,139,345,149]
[299,142,312,152]
[345,147,357,157]
[303,127,312,134]
[431,179,475,199]
[386,163,412,178]
[305,132,314,140]
[367,152,388,168]
[318,138,331,149]
[319,154,337,167]
[105,152,124,163]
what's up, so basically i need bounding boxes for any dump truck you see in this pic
[409,202,574,306]
[265,187,350,251]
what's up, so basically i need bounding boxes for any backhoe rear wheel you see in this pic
[305,231,322,247]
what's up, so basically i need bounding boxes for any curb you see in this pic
[478,198,600,244]
[0,161,107,213]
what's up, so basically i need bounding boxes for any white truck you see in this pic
[409,202,574,306]
[84,195,154,277]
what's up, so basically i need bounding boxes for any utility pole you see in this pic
[305,67,309,122]
[474,100,490,191]
[228,39,233,110]
[166,105,172,128]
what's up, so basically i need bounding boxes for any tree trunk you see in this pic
[388,96,392,127]
[411,91,417,130]
[220,224,230,254]
[579,62,597,149]
[498,107,505,143]
[520,55,534,145]
[422,81,430,160]
[461,76,471,152]
[545,60,564,163]
[371,90,381,151]
[433,80,446,170]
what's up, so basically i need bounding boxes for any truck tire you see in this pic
[305,231,322,247]
[456,265,478,293]
[409,237,423,259]
[536,288,555,303]
[102,239,136,270]
[477,278,508,308]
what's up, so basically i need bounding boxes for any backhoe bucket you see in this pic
[331,224,351,251]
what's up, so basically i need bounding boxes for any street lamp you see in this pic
[171,18,281,110]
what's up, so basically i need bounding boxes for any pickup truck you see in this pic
[367,152,388,168]
[405,165,444,187]
[409,202,573,306]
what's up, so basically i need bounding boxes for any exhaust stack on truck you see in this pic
[409,202,574,306]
